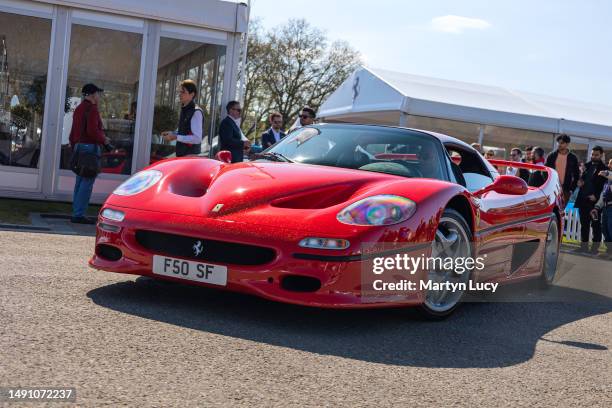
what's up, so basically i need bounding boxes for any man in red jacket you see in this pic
[69,83,109,224]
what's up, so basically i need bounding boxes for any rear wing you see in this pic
[487,159,560,192]
[488,159,551,173]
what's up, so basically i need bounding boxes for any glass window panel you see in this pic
[207,52,226,155]
[566,139,589,164]
[61,24,142,175]
[483,124,554,160]
[407,115,481,145]
[199,60,214,108]
[163,78,171,106]
[188,66,199,84]
[156,80,163,105]
[173,71,183,110]
[151,38,225,163]
[0,12,51,169]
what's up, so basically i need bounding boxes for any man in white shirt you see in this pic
[261,112,286,149]
[161,79,204,157]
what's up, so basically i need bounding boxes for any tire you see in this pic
[539,218,560,288]
[418,208,474,320]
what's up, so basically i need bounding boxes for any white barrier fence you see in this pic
[563,207,582,241]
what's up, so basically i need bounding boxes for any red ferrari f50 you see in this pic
[90,124,562,318]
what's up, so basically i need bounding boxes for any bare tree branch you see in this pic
[240,19,361,137]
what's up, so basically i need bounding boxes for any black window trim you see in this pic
[443,142,494,182]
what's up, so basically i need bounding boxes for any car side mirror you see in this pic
[474,175,528,197]
[215,150,232,164]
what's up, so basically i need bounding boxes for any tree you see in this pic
[240,19,361,137]
[240,20,274,137]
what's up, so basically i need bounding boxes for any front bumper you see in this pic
[90,206,425,309]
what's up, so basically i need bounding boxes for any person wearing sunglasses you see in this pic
[219,100,250,163]
[290,106,316,131]
[485,149,499,171]
[506,148,530,183]
[261,111,286,149]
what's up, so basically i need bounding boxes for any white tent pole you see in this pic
[399,112,408,127]
[478,125,484,145]
[238,0,251,103]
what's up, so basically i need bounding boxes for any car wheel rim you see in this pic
[543,221,559,283]
[424,216,472,313]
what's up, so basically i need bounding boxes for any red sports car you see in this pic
[90,124,562,318]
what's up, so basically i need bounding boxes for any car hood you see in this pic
[105,158,452,234]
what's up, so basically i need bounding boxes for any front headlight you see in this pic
[101,208,125,222]
[336,195,417,226]
[113,170,162,196]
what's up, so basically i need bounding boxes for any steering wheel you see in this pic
[359,161,420,178]
[390,160,423,178]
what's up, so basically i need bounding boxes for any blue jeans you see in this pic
[602,207,612,250]
[72,143,101,218]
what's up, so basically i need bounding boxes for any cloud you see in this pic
[431,15,491,34]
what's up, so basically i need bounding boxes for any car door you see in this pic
[473,188,527,280]
[514,172,559,278]
[445,143,526,280]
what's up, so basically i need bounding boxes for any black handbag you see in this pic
[70,104,101,178]
[71,151,100,178]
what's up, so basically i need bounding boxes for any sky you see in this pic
[247,0,612,107]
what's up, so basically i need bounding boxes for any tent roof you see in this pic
[318,66,612,140]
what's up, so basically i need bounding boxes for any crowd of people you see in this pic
[473,135,612,259]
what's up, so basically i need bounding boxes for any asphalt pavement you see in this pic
[0,230,610,407]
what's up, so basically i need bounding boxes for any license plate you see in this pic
[152,255,227,286]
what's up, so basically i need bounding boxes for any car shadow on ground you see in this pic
[87,278,611,369]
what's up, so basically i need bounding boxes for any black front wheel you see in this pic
[539,219,560,288]
[418,208,473,319]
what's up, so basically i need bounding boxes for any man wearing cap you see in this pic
[69,83,109,224]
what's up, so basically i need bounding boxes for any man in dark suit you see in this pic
[219,100,249,163]
[261,112,286,149]
[545,134,580,207]
[528,146,547,187]
[574,145,607,253]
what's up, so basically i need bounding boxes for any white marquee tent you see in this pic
[318,66,612,143]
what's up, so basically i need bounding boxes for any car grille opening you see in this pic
[281,275,322,292]
[96,244,123,261]
[134,230,276,266]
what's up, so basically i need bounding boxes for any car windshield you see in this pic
[263,125,447,180]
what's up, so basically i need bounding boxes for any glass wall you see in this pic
[483,125,555,160]
[60,24,142,175]
[407,115,481,145]
[568,139,589,164]
[151,38,226,163]
[0,12,51,169]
